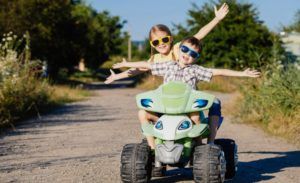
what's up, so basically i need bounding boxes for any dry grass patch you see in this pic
[137,75,163,90]
[236,64,300,147]
[49,85,92,104]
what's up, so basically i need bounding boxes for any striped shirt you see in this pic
[150,61,213,89]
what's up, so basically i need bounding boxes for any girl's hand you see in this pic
[243,68,261,78]
[127,68,149,75]
[104,69,117,84]
[113,58,128,69]
[214,3,229,21]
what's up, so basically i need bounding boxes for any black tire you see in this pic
[120,143,152,183]
[214,139,238,179]
[193,144,226,183]
[141,138,148,145]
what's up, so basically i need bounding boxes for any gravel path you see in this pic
[0,88,299,183]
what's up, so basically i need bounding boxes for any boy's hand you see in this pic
[104,69,117,84]
[243,68,261,78]
[214,3,229,21]
[113,58,128,69]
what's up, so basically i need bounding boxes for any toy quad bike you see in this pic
[120,82,238,183]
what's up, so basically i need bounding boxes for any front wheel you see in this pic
[193,144,226,183]
[120,143,152,183]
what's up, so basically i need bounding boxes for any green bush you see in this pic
[238,62,300,143]
[240,64,299,118]
[0,32,51,126]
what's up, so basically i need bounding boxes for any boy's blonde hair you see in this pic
[148,24,175,62]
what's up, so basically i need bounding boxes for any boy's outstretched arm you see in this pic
[211,68,261,78]
[194,3,229,40]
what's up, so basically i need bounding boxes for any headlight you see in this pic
[192,99,208,108]
[155,120,163,130]
[141,99,153,108]
[178,120,191,130]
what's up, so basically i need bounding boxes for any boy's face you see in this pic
[178,42,200,66]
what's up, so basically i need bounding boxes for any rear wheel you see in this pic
[193,144,226,183]
[215,139,238,179]
[120,143,152,183]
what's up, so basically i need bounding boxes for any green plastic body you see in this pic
[136,81,215,114]
[137,82,215,157]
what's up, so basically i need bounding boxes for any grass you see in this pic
[137,75,163,90]
[0,32,92,129]
[197,76,246,93]
[101,56,124,69]
[49,84,92,104]
[68,70,105,83]
[235,93,300,146]
[235,64,300,146]
[0,82,92,129]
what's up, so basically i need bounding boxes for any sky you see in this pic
[86,0,300,41]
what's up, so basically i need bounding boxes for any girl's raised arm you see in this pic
[194,3,229,40]
[104,58,150,84]
[113,58,151,69]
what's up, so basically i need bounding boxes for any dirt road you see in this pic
[0,88,299,183]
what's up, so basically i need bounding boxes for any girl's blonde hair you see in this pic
[149,24,175,62]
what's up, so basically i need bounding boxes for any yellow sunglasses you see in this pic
[150,36,171,47]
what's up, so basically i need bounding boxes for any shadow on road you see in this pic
[0,102,122,172]
[0,152,119,173]
[150,151,300,183]
[0,103,119,140]
[151,168,193,183]
[83,79,136,90]
[227,151,300,183]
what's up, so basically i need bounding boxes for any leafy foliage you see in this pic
[0,0,125,77]
[284,10,300,32]
[237,63,300,143]
[0,32,51,125]
[174,0,277,69]
[236,33,300,144]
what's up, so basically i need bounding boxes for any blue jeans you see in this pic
[208,98,222,117]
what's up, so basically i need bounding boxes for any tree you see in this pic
[0,0,75,76]
[284,10,300,32]
[174,0,276,69]
[71,5,124,69]
[0,0,125,77]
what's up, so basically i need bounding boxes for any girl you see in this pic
[104,3,229,84]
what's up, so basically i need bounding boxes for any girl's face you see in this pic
[178,42,200,66]
[150,31,172,55]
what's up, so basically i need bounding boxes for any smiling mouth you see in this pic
[158,44,167,49]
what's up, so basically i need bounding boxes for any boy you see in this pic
[113,37,260,149]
